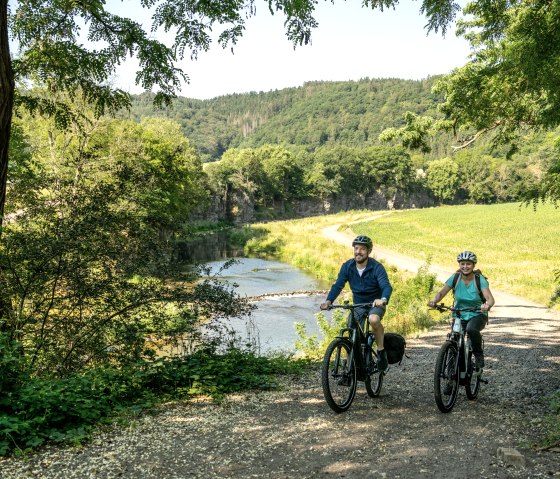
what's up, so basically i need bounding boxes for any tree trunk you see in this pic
[0,0,14,327]
[0,0,14,235]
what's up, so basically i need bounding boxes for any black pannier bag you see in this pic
[384,333,407,364]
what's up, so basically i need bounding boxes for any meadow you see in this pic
[246,202,560,307]
[352,202,560,306]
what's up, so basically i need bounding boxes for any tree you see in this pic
[426,157,459,202]
[1,0,473,233]
[258,145,305,206]
[360,145,414,193]
[454,151,495,203]
[380,0,560,202]
[2,113,248,375]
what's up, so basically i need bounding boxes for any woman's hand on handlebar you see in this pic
[480,303,491,312]
[427,300,437,308]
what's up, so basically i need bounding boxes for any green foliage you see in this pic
[380,112,442,154]
[0,349,306,455]
[436,0,560,144]
[0,333,25,394]
[9,0,339,121]
[294,309,347,359]
[205,142,421,212]
[244,235,285,256]
[129,78,446,162]
[382,262,439,335]
[426,157,459,201]
[130,78,557,208]
[226,226,268,248]
[549,269,560,308]
[2,112,251,376]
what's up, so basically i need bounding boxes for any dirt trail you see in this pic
[320,220,557,320]
[1,221,559,479]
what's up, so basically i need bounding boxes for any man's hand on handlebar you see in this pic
[320,300,332,310]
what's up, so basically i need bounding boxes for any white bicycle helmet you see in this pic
[456,250,477,263]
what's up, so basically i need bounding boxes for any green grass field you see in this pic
[246,203,559,306]
[352,202,560,305]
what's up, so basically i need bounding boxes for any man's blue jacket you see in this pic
[326,257,393,305]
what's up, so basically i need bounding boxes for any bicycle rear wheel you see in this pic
[465,351,482,399]
[434,341,459,413]
[321,338,357,413]
[365,348,383,397]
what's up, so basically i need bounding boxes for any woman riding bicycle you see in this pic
[427,251,495,369]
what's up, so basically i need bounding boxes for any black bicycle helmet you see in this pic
[457,250,477,263]
[352,235,373,249]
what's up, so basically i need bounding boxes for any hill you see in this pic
[124,77,453,162]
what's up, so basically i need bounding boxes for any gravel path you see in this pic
[1,223,559,478]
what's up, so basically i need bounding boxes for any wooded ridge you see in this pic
[125,77,451,162]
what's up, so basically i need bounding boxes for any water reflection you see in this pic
[203,257,328,297]
[229,294,326,354]
[203,257,330,354]
[177,231,243,263]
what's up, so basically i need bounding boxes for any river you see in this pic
[202,257,330,354]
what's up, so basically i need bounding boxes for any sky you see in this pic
[107,0,472,100]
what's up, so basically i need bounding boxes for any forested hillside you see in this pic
[121,77,558,223]
[125,77,454,162]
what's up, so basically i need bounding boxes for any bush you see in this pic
[0,332,25,394]
[0,349,305,456]
[294,309,347,360]
[549,269,560,308]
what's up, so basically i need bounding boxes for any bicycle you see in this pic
[431,303,488,413]
[321,302,384,413]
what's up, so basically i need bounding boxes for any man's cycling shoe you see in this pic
[337,375,352,387]
[377,349,388,373]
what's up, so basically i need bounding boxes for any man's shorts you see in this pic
[348,304,386,328]
[368,305,387,319]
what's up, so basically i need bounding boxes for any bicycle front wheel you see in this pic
[321,338,357,413]
[365,348,383,397]
[434,341,459,413]
[465,350,482,399]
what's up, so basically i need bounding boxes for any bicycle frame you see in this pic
[448,318,472,385]
[334,304,374,380]
[432,303,487,413]
[321,302,384,413]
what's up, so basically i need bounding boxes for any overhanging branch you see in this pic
[451,121,501,151]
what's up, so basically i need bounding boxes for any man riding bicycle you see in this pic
[320,235,393,372]
[428,250,495,368]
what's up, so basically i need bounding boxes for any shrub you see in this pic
[0,349,305,456]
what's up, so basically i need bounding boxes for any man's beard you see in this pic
[355,254,367,265]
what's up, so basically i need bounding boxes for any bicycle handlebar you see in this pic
[430,303,482,314]
[325,302,373,310]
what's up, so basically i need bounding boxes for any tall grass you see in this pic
[351,202,560,305]
[245,211,441,343]
[245,210,378,283]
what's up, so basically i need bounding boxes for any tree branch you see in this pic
[451,121,502,151]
